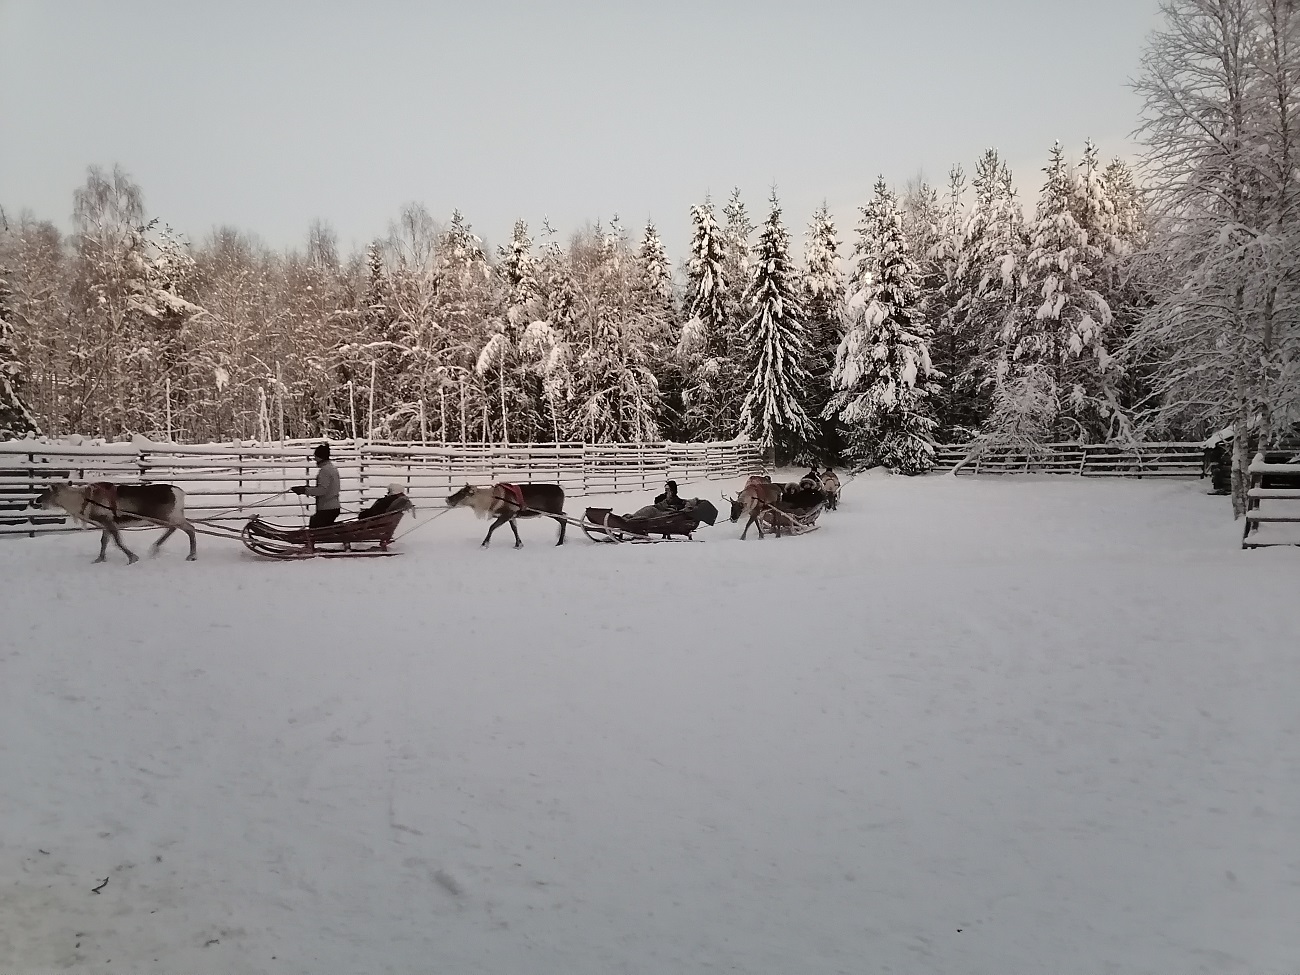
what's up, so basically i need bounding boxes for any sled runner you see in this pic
[746,497,824,538]
[240,507,409,559]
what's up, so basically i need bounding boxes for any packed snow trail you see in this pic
[1,473,1297,974]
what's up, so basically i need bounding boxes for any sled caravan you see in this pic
[32,451,843,562]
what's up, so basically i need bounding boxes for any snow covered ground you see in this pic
[2,472,1297,974]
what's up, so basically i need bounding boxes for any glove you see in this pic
[292,486,306,495]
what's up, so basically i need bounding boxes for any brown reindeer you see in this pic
[445,482,567,548]
[728,480,786,539]
[727,478,825,539]
[820,469,841,510]
[36,482,198,564]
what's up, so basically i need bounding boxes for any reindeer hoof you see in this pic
[514,541,523,549]
[186,554,197,562]
[92,556,106,564]
[127,555,139,565]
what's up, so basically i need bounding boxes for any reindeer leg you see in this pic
[510,518,523,548]
[183,521,197,561]
[107,523,138,564]
[152,526,177,556]
[482,514,510,547]
[94,528,110,563]
[556,513,566,546]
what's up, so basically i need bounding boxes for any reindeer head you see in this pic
[445,484,475,508]
[723,492,745,523]
[33,482,71,510]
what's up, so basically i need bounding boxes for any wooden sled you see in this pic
[581,503,715,543]
[744,499,824,539]
[241,508,408,559]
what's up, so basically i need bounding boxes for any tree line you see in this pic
[1,0,1296,506]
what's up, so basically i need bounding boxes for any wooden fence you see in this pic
[0,439,765,536]
[1241,451,1300,549]
[932,442,1207,476]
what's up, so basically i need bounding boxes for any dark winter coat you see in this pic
[358,492,411,520]
[654,487,686,510]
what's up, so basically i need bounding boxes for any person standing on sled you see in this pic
[655,480,686,511]
[293,443,341,528]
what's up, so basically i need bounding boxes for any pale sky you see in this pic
[1,0,1164,263]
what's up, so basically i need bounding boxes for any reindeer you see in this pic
[725,479,814,539]
[820,469,841,510]
[445,483,567,548]
[35,482,198,564]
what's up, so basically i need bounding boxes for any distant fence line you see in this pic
[932,442,1207,476]
[1,438,1213,537]
[0,439,765,536]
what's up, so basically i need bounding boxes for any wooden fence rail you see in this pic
[0,439,765,537]
[932,442,1207,476]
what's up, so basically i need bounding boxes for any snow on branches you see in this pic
[826,178,940,474]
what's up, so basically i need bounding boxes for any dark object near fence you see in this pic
[1202,442,1232,495]
[240,508,408,559]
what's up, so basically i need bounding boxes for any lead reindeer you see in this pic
[445,483,567,548]
[820,469,841,510]
[35,482,198,564]
[727,473,827,539]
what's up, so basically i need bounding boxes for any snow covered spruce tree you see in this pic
[926,165,987,441]
[1128,0,1300,514]
[721,188,755,332]
[929,150,1030,445]
[825,178,940,473]
[801,203,846,459]
[476,220,547,444]
[0,254,40,439]
[676,197,738,439]
[636,220,675,319]
[0,217,65,436]
[738,191,816,462]
[988,142,1118,445]
[561,221,663,442]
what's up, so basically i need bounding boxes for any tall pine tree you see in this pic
[0,255,40,438]
[801,203,846,459]
[677,197,737,439]
[739,190,815,460]
[991,142,1117,444]
[826,178,939,473]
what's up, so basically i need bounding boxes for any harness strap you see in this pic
[81,482,120,521]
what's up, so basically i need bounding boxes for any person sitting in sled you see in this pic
[292,443,341,528]
[357,483,412,520]
[654,480,686,511]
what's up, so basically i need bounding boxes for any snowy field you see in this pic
[2,472,1298,974]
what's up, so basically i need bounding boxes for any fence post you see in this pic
[27,449,35,538]
[358,444,367,511]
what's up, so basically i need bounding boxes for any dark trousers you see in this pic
[309,509,341,529]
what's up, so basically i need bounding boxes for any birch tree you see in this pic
[1128,0,1300,514]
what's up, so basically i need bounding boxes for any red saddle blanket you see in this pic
[494,483,526,509]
